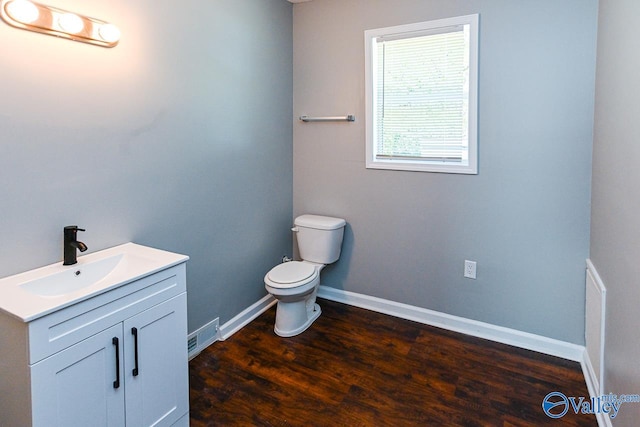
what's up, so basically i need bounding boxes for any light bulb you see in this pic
[6,0,39,24]
[58,12,83,34]
[98,23,120,43]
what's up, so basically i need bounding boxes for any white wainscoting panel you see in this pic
[585,259,606,396]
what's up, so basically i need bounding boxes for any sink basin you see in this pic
[20,254,124,297]
[0,243,189,322]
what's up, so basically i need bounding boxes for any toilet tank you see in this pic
[294,214,346,264]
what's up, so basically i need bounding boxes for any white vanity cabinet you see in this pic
[0,248,189,427]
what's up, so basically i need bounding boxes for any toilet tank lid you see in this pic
[295,214,346,230]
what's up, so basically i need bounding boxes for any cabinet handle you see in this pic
[131,327,139,377]
[112,337,120,389]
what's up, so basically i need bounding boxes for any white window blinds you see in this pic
[374,25,470,163]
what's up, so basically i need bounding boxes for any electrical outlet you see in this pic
[464,260,477,279]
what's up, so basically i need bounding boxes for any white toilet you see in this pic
[264,214,346,337]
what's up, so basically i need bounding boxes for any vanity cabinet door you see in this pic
[30,323,126,427]
[124,293,189,427]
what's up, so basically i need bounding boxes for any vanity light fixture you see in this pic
[0,0,120,47]
[57,12,84,34]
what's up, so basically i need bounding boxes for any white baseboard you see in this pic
[317,285,585,362]
[595,411,613,427]
[218,294,276,340]
[581,351,613,427]
[197,285,585,363]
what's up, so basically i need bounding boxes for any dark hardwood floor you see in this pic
[189,299,596,426]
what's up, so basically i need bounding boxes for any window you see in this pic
[365,15,478,174]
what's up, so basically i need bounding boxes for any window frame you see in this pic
[364,14,479,174]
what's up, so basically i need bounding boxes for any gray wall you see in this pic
[591,0,640,423]
[0,0,293,332]
[293,0,597,343]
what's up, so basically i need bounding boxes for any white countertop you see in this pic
[0,243,189,322]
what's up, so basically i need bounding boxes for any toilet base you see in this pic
[274,302,321,337]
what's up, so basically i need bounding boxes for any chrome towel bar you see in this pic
[299,115,355,122]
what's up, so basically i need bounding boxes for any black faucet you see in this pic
[63,226,88,265]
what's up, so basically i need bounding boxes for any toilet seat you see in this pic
[266,261,317,289]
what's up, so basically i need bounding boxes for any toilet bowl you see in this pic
[264,261,323,337]
[264,214,346,337]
